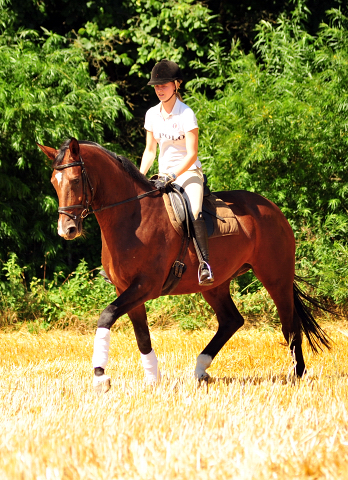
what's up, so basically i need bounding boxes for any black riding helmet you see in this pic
[147,59,183,85]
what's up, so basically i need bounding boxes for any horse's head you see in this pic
[37,138,90,240]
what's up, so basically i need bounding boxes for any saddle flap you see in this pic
[163,185,239,239]
[167,185,186,225]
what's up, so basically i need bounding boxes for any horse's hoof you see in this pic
[144,374,162,387]
[197,372,210,382]
[93,374,111,393]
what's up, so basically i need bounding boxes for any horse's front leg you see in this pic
[92,283,159,391]
[128,304,161,384]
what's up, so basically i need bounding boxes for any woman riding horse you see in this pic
[37,61,331,391]
[140,59,214,286]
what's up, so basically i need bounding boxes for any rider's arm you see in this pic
[172,128,199,178]
[140,130,157,175]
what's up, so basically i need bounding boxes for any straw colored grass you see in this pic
[1,324,348,479]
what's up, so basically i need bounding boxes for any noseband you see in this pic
[54,155,159,221]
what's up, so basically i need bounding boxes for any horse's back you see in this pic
[214,190,285,217]
[214,189,295,249]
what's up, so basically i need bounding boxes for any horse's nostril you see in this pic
[67,226,77,235]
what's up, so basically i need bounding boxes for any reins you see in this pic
[92,189,160,214]
[54,155,159,220]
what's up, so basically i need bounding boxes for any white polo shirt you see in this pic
[144,99,202,173]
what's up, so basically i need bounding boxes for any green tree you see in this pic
[185,4,348,301]
[0,20,131,276]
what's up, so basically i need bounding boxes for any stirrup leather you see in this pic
[198,261,214,285]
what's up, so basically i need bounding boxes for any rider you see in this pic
[140,59,214,285]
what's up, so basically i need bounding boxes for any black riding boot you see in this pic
[192,214,214,285]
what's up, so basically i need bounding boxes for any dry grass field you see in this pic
[1,323,348,479]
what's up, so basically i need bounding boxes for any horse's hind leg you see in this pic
[252,266,306,377]
[195,280,244,380]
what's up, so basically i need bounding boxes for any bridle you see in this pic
[55,156,95,221]
[54,155,159,221]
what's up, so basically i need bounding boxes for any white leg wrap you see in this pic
[141,349,161,383]
[92,328,111,369]
[195,354,212,379]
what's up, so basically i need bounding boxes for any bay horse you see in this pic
[38,138,330,391]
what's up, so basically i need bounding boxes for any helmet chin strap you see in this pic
[162,90,176,103]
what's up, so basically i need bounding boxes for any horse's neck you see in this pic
[83,149,139,208]
[81,148,173,279]
[83,147,165,232]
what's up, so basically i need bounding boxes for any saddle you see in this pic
[163,176,239,239]
[161,176,239,295]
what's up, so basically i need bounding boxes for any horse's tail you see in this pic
[293,276,332,353]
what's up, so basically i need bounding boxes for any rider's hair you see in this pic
[175,80,183,101]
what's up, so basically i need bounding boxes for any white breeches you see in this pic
[172,168,204,220]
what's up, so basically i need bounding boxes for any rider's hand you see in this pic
[154,172,177,189]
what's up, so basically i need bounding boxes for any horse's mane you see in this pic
[53,139,153,189]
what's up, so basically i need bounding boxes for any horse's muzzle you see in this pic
[58,216,82,240]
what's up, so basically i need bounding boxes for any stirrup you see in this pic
[99,270,113,284]
[198,262,214,286]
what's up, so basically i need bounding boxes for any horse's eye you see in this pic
[73,178,80,185]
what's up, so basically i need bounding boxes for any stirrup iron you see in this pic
[99,269,112,284]
[198,261,214,285]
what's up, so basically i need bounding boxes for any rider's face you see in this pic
[154,82,175,102]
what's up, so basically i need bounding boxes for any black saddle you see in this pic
[167,174,216,237]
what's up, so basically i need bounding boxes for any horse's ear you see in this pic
[69,138,80,159]
[37,143,57,161]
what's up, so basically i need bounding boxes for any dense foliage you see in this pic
[188,5,348,303]
[1,0,348,321]
[0,8,131,275]
[0,254,278,330]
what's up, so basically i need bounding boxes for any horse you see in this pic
[38,138,330,391]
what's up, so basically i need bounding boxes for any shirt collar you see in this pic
[155,99,182,118]
[171,99,182,116]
